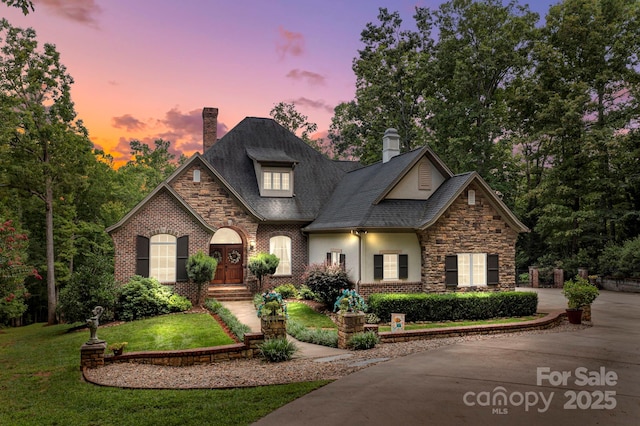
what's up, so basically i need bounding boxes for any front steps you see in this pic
[207,285,253,301]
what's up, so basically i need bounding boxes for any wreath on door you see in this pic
[228,249,241,264]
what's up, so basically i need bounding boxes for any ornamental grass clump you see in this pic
[347,332,379,350]
[259,337,298,362]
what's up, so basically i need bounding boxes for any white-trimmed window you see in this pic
[263,170,290,191]
[445,253,499,287]
[374,254,408,280]
[270,236,291,275]
[150,234,176,282]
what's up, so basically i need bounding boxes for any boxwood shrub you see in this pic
[367,291,538,322]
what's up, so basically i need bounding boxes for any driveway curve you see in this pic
[255,288,640,426]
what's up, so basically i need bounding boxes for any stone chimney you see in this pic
[382,128,400,163]
[202,107,219,153]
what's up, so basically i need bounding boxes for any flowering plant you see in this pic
[333,289,367,313]
[257,291,287,318]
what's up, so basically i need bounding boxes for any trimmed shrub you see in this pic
[204,298,251,340]
[368,291,538,322]
[116,276,192,321]
[248,253,279,290]
[347,331,379,350]
[273,283,298,299]
[57,257,117,323]
[296,284,317,301]
[259,337,298,362]
[186,251,217,305]
[303,263,353,308]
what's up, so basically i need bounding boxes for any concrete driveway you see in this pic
[255,288,640,425]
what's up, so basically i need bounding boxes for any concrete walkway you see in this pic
[221,300,349,359]
[254,288,640,426]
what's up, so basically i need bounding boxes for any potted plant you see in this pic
[562,276,599,324]
[257,291,287,339]
[108,342,128,356]
[333,289,367,314]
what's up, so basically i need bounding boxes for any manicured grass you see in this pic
[287,302,337,329]
[98,313,235,351]
[378,314,543,332]
[0,316,329,425]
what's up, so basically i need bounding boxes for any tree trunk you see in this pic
[46,176,57,325]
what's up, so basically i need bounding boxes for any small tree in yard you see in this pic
[186,251,217,306]
[248,253,279,290]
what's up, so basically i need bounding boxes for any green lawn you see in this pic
[0,314,329,425]
[98,313,235,351]
[287,302,337,329]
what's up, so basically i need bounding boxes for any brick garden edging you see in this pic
[99,332,264,367]
[369,310,566,343]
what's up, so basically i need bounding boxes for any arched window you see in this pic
[270,236,291,275]
[150,234,176,282]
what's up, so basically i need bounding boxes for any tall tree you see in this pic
[1,0,33,15]
[329,8,433,165]
[0,20,93,324]
[270,101,323,152]
[426,0,538,192]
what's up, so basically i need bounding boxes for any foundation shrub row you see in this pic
[368,291,538,322]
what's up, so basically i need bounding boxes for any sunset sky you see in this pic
[3,0,550,165]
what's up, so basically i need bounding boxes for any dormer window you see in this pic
[246,147,297,198]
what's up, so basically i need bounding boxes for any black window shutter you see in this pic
[445,255,458,286]
[176,236,189,282]
[399,254,408,279]
[136,235,150,277]
[326,252,332,265]
[339,254,346,270]
[374,254,383,280]
[487,254,499,284]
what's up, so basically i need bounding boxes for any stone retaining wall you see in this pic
[376,310,566,343]
[599,277,640,293]
[94,333,264,368]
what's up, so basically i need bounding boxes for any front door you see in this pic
[210,244,243,284]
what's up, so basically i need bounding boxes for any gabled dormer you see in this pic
[246,147,298,198]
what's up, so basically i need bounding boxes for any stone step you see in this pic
[207,285,254,301]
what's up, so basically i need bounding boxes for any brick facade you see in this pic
[110,189,213,290]
[418,182,518,293]
[255,223,308,289]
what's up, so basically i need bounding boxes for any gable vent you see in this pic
[418,162,431,190]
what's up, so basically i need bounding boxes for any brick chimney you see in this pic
[382,128,400,163]
[202,107,219,153]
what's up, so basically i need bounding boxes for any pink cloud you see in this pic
[290,97,335,114]
[276,26,304,59]
[112,114,146,132]
[36,0,102,27]
[286,69,326,86]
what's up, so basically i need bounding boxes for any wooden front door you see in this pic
[210,244,244,284]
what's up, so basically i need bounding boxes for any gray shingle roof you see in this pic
[202,117,356,222]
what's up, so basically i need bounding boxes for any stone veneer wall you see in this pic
[418,182,519,293]
[256,223,308,289]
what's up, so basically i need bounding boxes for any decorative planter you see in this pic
[260,315,287,340]
[566,309,583,325]
[337,311,366,349]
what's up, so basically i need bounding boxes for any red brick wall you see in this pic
[418,182,519,293]
[110,189,213,294]
[255,223,308,290]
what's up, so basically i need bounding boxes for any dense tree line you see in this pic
[1,0,639,324]
[329,0,640,277]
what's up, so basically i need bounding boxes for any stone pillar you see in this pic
[581,304,592,322]
[80,342,106,370]
[337,312,365,349]
[529,267,539,288]
[578,268,589,280]
[260,316,287,340]
[554,268,564,288]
